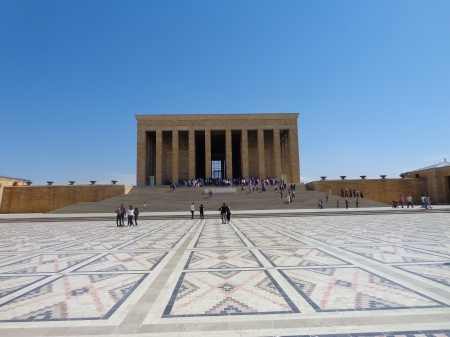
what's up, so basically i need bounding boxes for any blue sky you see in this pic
[1,0,449,185]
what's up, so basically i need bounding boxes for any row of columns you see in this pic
[150,128,299,184]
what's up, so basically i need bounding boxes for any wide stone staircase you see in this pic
[49,184,388,214]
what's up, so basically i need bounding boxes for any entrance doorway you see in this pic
[212,160,224,179]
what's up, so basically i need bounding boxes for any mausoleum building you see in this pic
[135,113,300,185]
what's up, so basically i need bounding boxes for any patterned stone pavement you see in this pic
[0,212,449,336]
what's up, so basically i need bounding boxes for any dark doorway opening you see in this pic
[146,131,156,185]
[211,130,225,179]
[232,131,242,178]
[195,131,205,179]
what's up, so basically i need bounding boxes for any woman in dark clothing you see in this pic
[134,207,139,226]
[199,204,204,220]
[226,206,231,223]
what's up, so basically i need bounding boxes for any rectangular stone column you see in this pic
[273,129,282,180]
[189,129,195,179]
[136,129,146,185]
[225,129,233,179]
[205,129,211,178]
[289,127,300,183]
[156,130,163,185]
[172,130,179,184]
[241,129,249,178]
[257,128,265,179]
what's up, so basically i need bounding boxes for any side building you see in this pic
[135,113,300,185]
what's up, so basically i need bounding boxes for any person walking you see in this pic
[143,202,147,210]
[356,198,359,208]
[325,194,328,202]
[399,195,404,208]
[199,204,205,220]
[115,206,122,226]
[120,204,126,226]
[190,203,195,219]
[407,195,414,208]
[127,205,134,226]
[226,206,231,223]
[134,207,139,226]
[219,203,228,224]
[345,198,349,209]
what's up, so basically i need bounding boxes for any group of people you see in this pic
[115,204,139,227]
[341,188,364,198]
[189,202,232,223]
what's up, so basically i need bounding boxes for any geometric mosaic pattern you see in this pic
[341,245,449,264]
[184,250,262,269]
[396,264,450,286]
[279,267,445,311]
[0,212,449,336]
[163,270,299,317]
[75,252,168,272]
[0,274,146,321]
[0,254,97,273]
[260,248,348,267]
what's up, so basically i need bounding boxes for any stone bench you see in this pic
[204,188,237,194]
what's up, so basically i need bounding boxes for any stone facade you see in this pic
[136,113,300,185]
[0,185,131,214]
[307,162,450,205]
[0,175,28,208]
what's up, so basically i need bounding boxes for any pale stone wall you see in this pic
[0,178,27,208]
[0,185,130,214]
[405,167,450,204]
[307,179,427,205]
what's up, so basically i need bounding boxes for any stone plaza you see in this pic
[0,208,449,336]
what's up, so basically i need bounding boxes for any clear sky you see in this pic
[1,1,449,185]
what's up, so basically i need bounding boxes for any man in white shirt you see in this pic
[407,195,413,208]
[190,203,195,219]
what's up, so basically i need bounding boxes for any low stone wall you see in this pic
[0,185,131,214]
[204,188,237,194]
[307,178,426,205]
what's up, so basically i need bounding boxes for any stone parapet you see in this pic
[307,178,426,205]
[203,188,237,195]
[0,185,131,214]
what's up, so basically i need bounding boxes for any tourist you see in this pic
[360,190,364,198]
[349,189,353,198]
[190,203,195,219]
[345,198,349,209]
[336,200,340,208]
[115,206,122,226]
[399,195,404,208]
[341,188,344,198]
[292,190,296,199]
[356,191,359,198]
[325,194,328,202]
[226,206,231,223]
[280,188,283,199]
[218,203,228,224]
[356,198,359,208]
[426,195,432,209]
[421,195,425,208]
[407,195,414,208]
[143,201,147,210]
[199,204,204,220]
[208,190,212,198]
[127,205,134,226]
[353,189,356,198]
[241,184,244,192]
[120,204,126,226]
[345,188,348,198]
[134,207,139,226]
[317,199,321,209]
